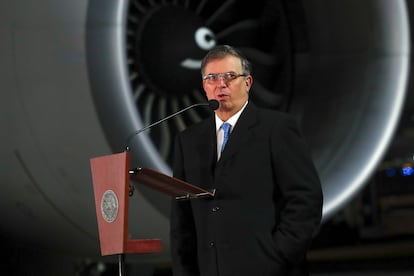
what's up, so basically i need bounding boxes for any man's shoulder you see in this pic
[178,116,213,136]
[251,103,297,125]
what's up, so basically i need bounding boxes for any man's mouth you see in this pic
[216,94,228,100]
[216,92,229,99]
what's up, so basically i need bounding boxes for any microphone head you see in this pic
[208,99,219,110]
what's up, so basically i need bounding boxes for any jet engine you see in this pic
[0,0,410,265]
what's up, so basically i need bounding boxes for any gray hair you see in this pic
[201,45,252,77]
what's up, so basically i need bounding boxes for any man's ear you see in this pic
[245,75,253,90]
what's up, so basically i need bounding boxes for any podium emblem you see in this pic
[101,190,119,223]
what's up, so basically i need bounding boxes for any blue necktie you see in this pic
[221,122,232,153]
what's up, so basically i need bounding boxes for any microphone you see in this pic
[125,99,219,151]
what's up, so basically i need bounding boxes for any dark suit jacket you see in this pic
[170,102,323,276]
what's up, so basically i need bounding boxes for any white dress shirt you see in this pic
[215,101,248,160]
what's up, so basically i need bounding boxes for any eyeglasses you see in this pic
[203,72,247,84]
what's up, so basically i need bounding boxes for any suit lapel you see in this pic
[194,117,217,187]
[218,102,258,164]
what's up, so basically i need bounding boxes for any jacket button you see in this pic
[211,206,220,212]
[209,242,215,247]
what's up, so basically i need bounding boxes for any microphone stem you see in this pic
[125,102,208,151]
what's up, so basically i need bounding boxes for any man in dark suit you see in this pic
[170,45,323,276]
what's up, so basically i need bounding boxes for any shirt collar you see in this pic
[215,101,248,132]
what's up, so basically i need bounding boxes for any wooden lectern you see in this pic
[90,151,214,275]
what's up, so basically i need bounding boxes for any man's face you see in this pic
[202,55,252,115]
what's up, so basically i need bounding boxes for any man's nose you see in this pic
[218,76,227,86]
